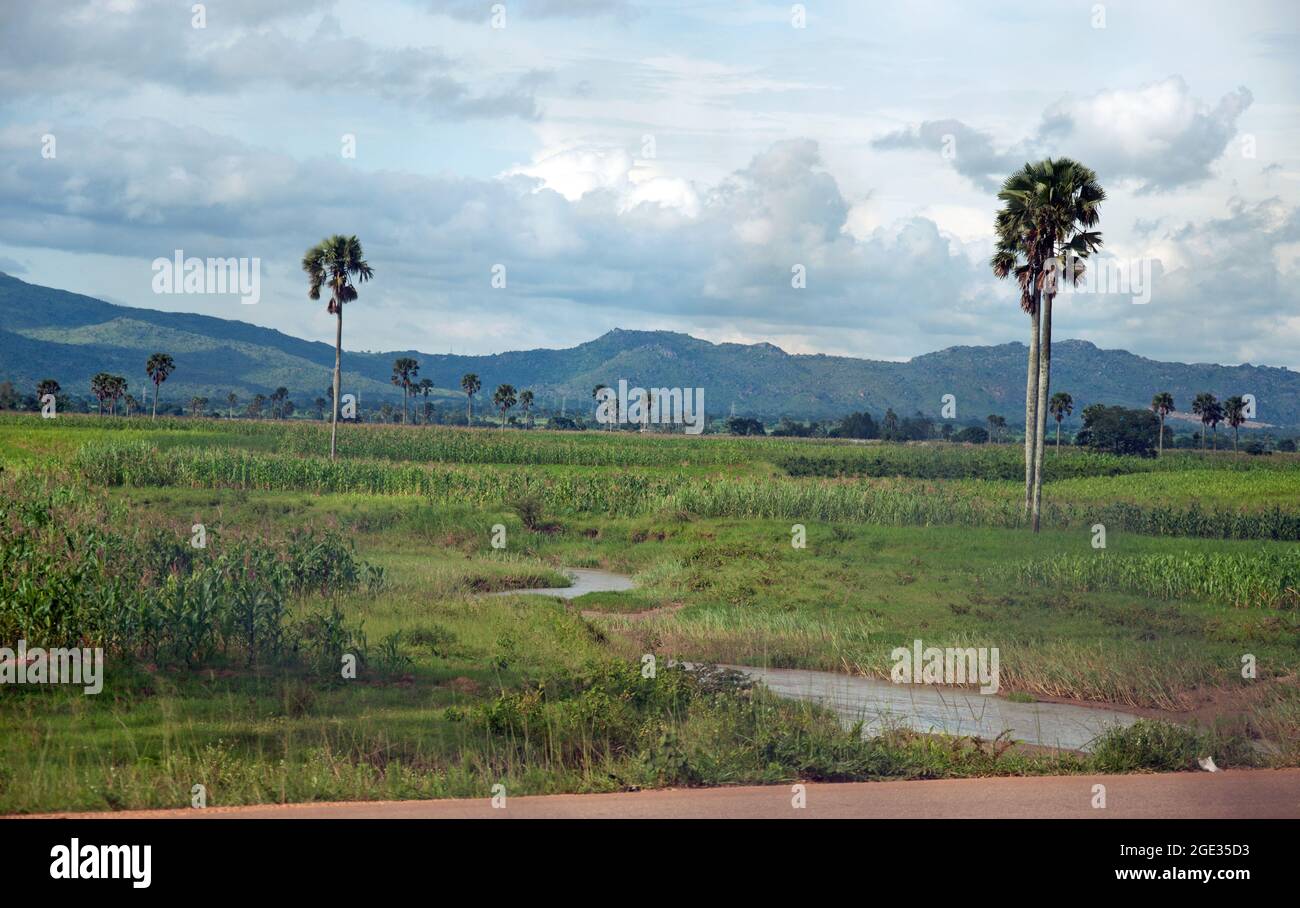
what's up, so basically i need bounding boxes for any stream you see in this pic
[492,568,1141,752]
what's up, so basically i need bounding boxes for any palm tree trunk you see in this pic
[1024,304,1040,515]
[1031,294,1053,533]
[152,380,158,420]
[1158,414,1164,456]
[330,306,341,460]
[1234,426,1239,453]
[466,395,472,426]
[1056,419,1061,450]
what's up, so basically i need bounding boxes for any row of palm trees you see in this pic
[1046,389,1252,454]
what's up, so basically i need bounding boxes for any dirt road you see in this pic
[15,769,1300,819]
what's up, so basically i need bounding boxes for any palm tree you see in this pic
[248,393,267,419]
[189,396,208,417]
[269,387,289,418]
[1192,392,1218,451]
[226,391,238,418]
[107,375,127,416]
[36,378,60,402]
[313,396,328,420]
[392,357,420,424]
[303,235,374,460]
[1048,392,1073,450]
[986,414,1006,443]
[1207,399,1224,451]
[493,383,517,428]
[461,373,481,426]
[145,352,175,420]
[1224,396,1246,453]
[1151,392,1174,456]
[518,389,534,428]
[991,158,1104,532]
[592,384,609,430]
[124,394,137,416]
[418,378,434,424]
[90,373,113,416]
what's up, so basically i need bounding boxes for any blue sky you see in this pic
[1,0,1298,366]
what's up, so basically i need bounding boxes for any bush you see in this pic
[953,426,988,444]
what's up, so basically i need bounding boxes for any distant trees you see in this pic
[1192,392,1223,451]
[492,383,517,428]
[303,234,374,460]
[953,426,988,444]
[418,378,434,424]
[519,389,534,428]
[270,387,290,419]
[391,357,419,424]
[462,373,481,426]
[145,352,175,420]
[836,411,878,439]
[1224,395,1247,453]
[314,397,327,420]
[592,384,608,430]
[1075,404,1158,457]
[189,396,208,417]
[1150,392,1174,456]
[226,391,238,419]
[91,372,126,416]
[1048,392,1073,450]
[36,378,60,402]
[726,416,765,436]
[247,393,266,419]
[986,414,1007,443]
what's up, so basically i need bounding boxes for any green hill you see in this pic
[2,272,1297,426]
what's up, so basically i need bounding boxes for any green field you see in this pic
[2,414,1297,813]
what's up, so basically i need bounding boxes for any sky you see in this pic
[1,0,1298,367]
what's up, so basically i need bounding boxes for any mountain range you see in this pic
[2,272,1297,427]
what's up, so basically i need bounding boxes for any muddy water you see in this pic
[488,568,636,600]
[495,569,1141,751]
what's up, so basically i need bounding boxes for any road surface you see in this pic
[14,769,1299,819]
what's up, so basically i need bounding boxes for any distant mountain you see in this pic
[3,272,1298,426]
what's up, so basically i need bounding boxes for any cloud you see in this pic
[874,77,1253,194]
[0,1,542,119]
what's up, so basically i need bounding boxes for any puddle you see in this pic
[488,569,1141,751]
[487,568,635,600]
[717,664,1140,753]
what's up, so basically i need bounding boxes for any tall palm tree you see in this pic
[226,391,238,419]
[1223,396,1246,453]
[461,373,481,426]
[189,396,208,417]
[269,386,289,419]
[1192,392,1218,451]
[1151,392,1174,456]
[36,378,60,401]
[493,383,517,428]
[518,389,534,428]
[124,394,137,416]
[592,384,608,430]
[986,414,1006,443]
[145,352,175,420]
[1048,391,1073,450]
[991,158,1104,532]
[303,235,374,460]
[392,357,420,424]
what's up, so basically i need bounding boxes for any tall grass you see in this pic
[995,550,1300,609]
[76,441,1300,539]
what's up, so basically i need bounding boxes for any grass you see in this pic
[1,413,1297,813]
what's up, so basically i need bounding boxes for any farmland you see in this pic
[1,413,1297,813]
